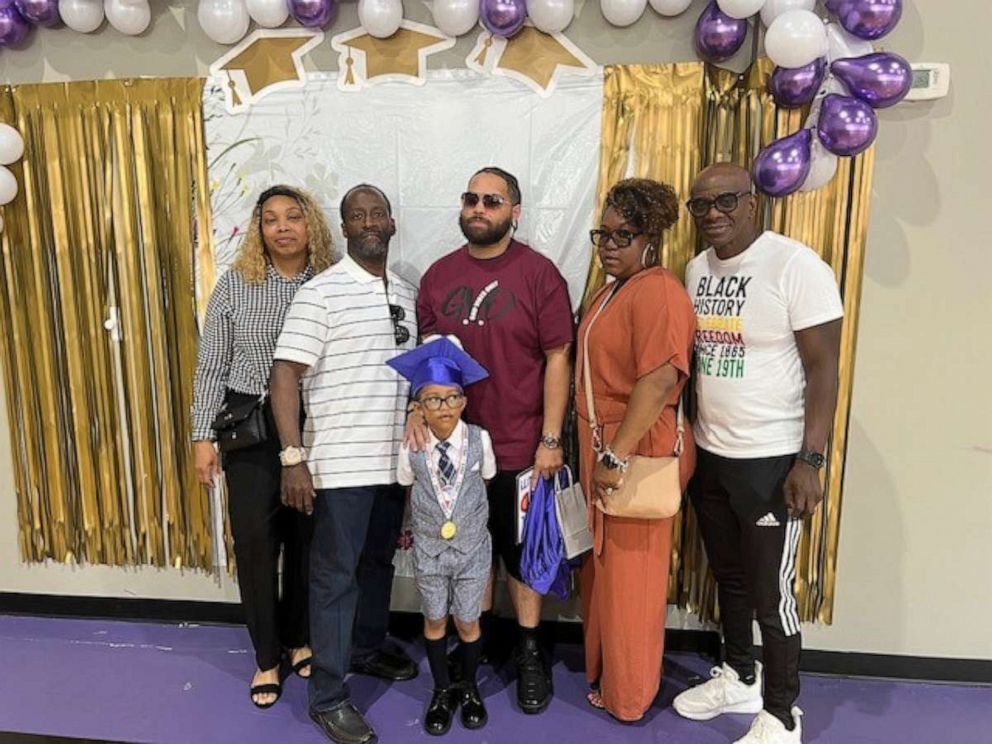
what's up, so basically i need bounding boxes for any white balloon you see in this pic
[245,0,288,28]
[527,0,573,33]
[717,0,765,20]
[0,167,18,207]
[358,0,402,38]
[432,0,478,37]
[825,21,874,62]
[759,0,813,27]
[0,124,24,166]
[601,0,647,27]
[104,0,150,35]
[198,0,250,45]
[648,0,691,15]
[59,0,105,32]
[764,9,828,69]
[801,135,839,191]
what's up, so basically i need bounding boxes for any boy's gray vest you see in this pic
[409,424,489,558]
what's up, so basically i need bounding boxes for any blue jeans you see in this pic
[308,483,405,714]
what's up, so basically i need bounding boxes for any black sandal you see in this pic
[250,682,282,709]
[291,655,313,678]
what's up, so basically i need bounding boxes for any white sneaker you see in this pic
[734,707,804,744]
[672,662,764,721]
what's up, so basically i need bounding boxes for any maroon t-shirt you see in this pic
[417,240,574,470]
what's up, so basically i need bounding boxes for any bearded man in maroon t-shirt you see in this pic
[413,167,574,715]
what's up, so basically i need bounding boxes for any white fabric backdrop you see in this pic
[204,68,604,309]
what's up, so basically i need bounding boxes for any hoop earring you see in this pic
[641,244,656,268]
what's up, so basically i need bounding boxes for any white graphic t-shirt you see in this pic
[684,231,844,458]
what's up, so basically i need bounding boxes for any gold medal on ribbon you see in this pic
[440,520,457,540]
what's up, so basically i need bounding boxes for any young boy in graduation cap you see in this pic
[389,335,497,736]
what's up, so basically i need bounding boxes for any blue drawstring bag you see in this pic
[520,474,570,600]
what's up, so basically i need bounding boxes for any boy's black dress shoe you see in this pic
[424,687,459,736]
[460,684,488,730]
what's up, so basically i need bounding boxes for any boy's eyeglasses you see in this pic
[419,393,465,411]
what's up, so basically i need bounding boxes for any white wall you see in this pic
[1,0,989,661]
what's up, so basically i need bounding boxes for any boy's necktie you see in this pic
[436,441,455,486]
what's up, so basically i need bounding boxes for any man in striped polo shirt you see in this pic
[271,184,416,744]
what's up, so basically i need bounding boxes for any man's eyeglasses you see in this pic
[590,228,643,248]
[418,393,466,411]
[389,304,411,345]
[461,192,511,210]
[686,191,752,218]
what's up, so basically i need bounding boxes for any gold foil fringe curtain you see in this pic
[0,79,217,569]
[584,60,873,624]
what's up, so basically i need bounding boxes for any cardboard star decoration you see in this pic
[210,29,323,114]
[330,21,455,91]
[466,24,597,97]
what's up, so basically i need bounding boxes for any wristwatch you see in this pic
[540,432,562,450]
[796,449,826,470]
[279,446,307,467]
[598,447,629,473]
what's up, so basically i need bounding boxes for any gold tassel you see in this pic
[345,49,356,86]
[227,73,242,107]
[474,35,493,66]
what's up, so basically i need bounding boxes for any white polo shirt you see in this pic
[274,255,417,489]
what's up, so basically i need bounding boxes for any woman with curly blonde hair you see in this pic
[577,178,697,722]
[192,184,335,709]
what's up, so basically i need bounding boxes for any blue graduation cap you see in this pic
[387,335,489,397]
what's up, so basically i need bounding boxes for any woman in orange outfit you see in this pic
[576,178,697,722]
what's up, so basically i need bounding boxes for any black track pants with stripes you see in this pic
[689,447,803,721]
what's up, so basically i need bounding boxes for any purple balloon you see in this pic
[288,0,337,28]
[480,0,526,38]
[694,1,748,64]
[14,0,60,27]
[753,129,813,198]
[834,0,902,41]
[817,94,879,156]
[0,0,15,9]
[831,52,912,108]
[770,58,827,108]
[0,4,30,46]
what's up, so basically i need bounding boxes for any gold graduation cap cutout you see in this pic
[330,21,455,91]
[466,23,597,97]
[210,29,324,114]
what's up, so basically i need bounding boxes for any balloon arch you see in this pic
[0,1,909,205]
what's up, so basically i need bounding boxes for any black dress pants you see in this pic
[222,390,313,670]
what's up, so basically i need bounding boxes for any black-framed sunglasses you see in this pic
[461,192,511,210]
[590,228,643,248]
[418,393,466,411]
[686,191,752,218]
[389,304,410,345]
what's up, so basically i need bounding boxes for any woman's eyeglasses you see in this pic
[418,393,466,411]
[389,304,411,345]
[461,192,510,210]
[589,228,642,248]
[686,191,752,218]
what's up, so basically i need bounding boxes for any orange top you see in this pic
[575,267,697,483]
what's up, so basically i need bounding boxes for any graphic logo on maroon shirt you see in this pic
[441,281,518,327]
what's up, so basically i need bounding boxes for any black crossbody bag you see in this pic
[211,392,268,453]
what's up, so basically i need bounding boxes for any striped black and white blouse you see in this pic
[192,264,314,441]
